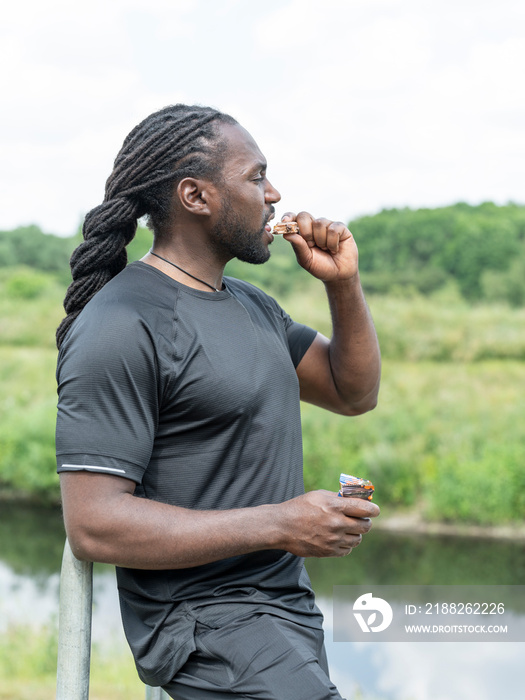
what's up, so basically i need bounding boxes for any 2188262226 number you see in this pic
[425,602,505,615]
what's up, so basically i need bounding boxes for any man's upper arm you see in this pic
[56,303,159,484]
[296,332,379,416]
[295,332,346,412]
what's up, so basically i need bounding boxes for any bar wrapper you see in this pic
[338,473,374,500]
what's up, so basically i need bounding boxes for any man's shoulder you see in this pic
[61,263,176,356]
[97,261,173,300]
[83,263,176,316]
[225,276,281,310]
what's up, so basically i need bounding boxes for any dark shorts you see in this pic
[162,612,345,700]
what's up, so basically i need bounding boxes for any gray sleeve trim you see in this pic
[57,454,144,484]
[60,464,127,474]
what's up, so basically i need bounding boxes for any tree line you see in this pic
[2,201,524,305]
[352,201,525,305]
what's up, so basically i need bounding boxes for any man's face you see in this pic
[209,123,281,264]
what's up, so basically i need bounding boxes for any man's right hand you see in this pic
[275,489,380,558]
[61,473,379,569]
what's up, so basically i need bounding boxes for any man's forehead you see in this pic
[218,122,266,171]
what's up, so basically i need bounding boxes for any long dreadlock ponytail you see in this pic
[56,104,237,349]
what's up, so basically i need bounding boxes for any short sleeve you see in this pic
[264,295,317,367]
[56,298,160,484]
[283,316,318,367]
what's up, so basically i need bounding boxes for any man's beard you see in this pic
[210,200,272,265]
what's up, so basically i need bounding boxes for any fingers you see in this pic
[331,495,377,555]
[339,534,362,556]
[339,497,380,520]
[312,218,345,254]
[278,490,378,559]
[345,517,373,535]
[280,211,350,254]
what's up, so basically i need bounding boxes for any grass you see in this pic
[301,359,525,523]
[282,280,525,362]
[0,624,144,700]
[4,341,523,524]
[0,267,64,349]
[2,265,523,699]
[0,347,58,498]
[1,269,525,523]
[373,290,525,361]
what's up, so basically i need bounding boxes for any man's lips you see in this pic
[264,210,275,233]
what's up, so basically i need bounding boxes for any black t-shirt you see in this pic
[56,262,321,685]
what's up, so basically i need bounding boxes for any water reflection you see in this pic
[305,528,525,589]
[1,503,524,699]
[0,557,126,649]
[306,529,525,700]
[320,600,525,700]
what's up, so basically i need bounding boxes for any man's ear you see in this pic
[177,177,218,216]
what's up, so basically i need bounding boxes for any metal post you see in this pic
[56,539,93,700]
[56,538,169,699]
[145,687,170,699]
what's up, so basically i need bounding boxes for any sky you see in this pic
[2,0,524,236]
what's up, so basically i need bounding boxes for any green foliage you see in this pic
[4,266,55,299]
[2,278,525,524]
[0,225,76,284]
[423,442,525,525]
[301,358,525,523]
[3,207,525,699]
[0,267,64,348]
[126,223,153,262]
[0,348,59,499]
[0,624,58,699]
[2,202,525,306]
[371,290,525,362]
[1,205,525,525]
[354,201,525,303]
[0,624,143,700]
[482,242,525,307]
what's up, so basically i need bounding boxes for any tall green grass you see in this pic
[282,281,525,362]
[1,266,524,524]
[2,348,523,524]
[0,267,64,349]
[0,347,58,498]
[301,360,525,523]
[0,624,144,700]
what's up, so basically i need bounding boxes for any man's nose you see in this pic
[265,179,281,204]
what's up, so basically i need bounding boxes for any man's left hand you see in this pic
[280,211,358,282]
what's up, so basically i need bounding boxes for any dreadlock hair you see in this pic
[56,104,237,349]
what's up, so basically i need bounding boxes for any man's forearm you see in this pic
[286,214,381,416]
[60,473,378,569]
[71,493,283,569]
[324,273,381,414]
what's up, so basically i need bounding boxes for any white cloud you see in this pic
[1,0,191,233]
[373,642,525,700]
[1,0,524,234]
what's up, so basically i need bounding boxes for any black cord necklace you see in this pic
[149,250,220,292]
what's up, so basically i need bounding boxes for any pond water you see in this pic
[1,503,524,699]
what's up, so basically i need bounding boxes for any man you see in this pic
[56,104,381,700]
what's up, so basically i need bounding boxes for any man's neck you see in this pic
[143,228,228,292]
